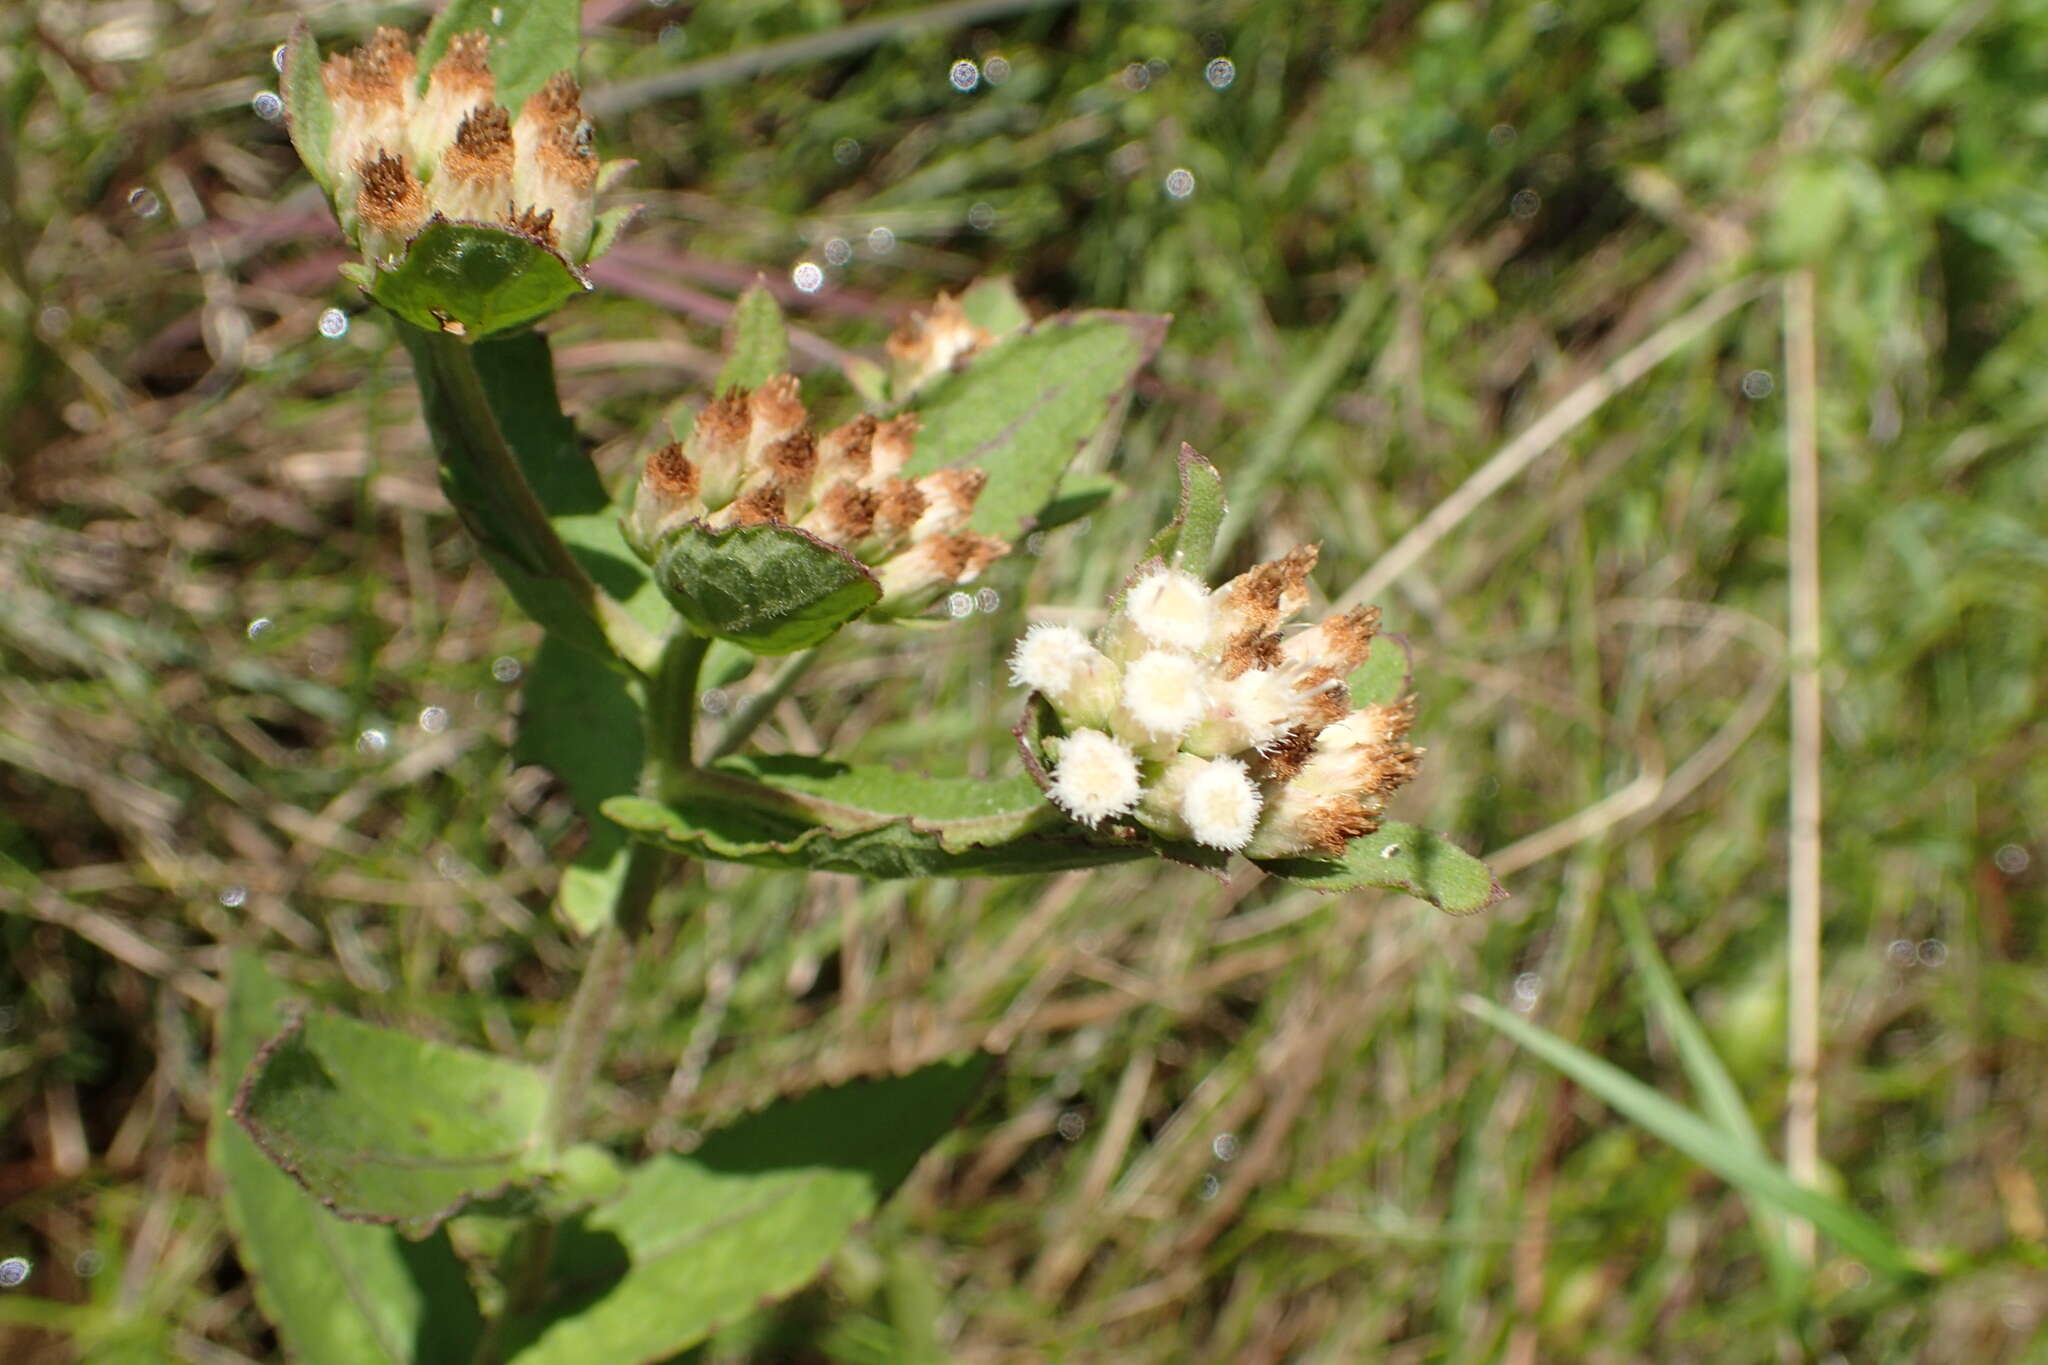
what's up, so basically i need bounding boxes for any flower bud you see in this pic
[817,415,876,486]
[1046,728,1143,827]
[324,27,415,215]
[687,390,753,509]
[758,429,819,513]
[411,32,493,179]
[432,104,516,224]
[1098,567,1205,661]
[1009,623,1119,729]
[887,292,995,392]
[797,480,877,545]
[622,443,702,561]
[512,72,598,261]
[1282,606,1380,675]
[865,414,919,483]
[353,152,428,263]
[910,468,986,539]
[1118,650,1210,744]
[873,531,1006,613]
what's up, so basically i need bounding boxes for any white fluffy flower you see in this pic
[1180,757,1262,850]
[1047,729,1142,826]
[1009,623,1118,726]
[1122,568,1215,651]
[1120,650,1209,741]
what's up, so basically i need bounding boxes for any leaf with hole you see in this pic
[212,955,485,1363]
[905,310,1167,542]
[493,1057,989,1364]
[232,1008,552,1236]
[653,522,880,655]
[1254,824,1506,914]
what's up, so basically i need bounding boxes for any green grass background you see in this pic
[3,0,2045,1360]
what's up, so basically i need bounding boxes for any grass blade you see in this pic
[1460,994,1928,1281]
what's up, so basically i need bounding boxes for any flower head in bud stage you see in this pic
[1046,729,1144,827]
[310,26,612,268]
[1013,549,1421,858]
[622,373,1009,617]
[886,292,995,393]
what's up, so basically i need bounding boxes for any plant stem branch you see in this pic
[1782,267,1824,1263]
[709,646,820,761]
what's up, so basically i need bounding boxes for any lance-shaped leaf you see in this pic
[212,955,485,1362]
[515,635,645,934]
[715,280,790,394]
[1253,823,1506,915]
[418,0,580,113]
[232,1009,552,1236]
[653,522,881,656]
[1142,444,1227,570]
[494,1058,992,1364]
[906,310,1168,542]
[372,222,589,341]
[603,785,1148,879]
[280,22,336,196]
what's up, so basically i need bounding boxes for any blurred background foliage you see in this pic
[2,0,2044,1360]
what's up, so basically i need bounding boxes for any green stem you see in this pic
[402,324,661,673]
[710,645,820,760]
[537,839,671,1156]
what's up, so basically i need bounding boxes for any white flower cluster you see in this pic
[317,27,599,264]
[623,375,1010,615]
[1011,549,1420,858]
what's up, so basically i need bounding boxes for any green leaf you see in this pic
[905,310,1168,542]
[495,1058,991,1364]
[418,0,580,113]
[1459,994,1933,1281]
[709,753,1053,847]
[212,954,484,1363]
[1142,444,1227,571]
[371,222,588,340]
[1346,632,1412,707]
[515,636,646,934]
[604,790,1147,879]
[715,280,790,394]
[653,522,880,655]
[1254,823,1507,915]
[280,21,335,196]
[955,277,1032,337]
[232,1008,552,1235]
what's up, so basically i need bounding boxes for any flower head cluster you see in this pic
[315,27,599,264]
[1012,549,1420,857]
[886,293,995,394]
[623,375,1010,615]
